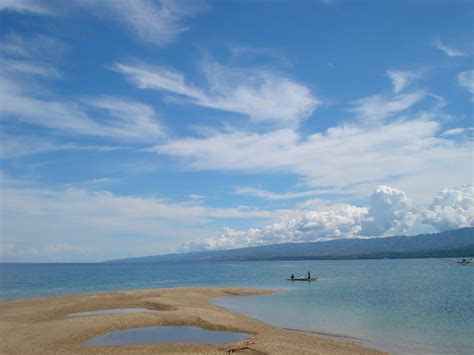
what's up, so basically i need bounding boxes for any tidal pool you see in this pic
[85,326,250,346]
[69,308,153,317]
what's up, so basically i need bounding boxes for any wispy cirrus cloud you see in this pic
[441,127,474,137]
[386,69,421,94]
[75,0,207,45]
[0,1,206,46]
[1,59,62,78]
[233,186,343,200]
[0,33,67,78]
[151,115,472,203]
[0,134,130,159]
[0,184,290,261]
[0,0,54,15]
[349,91,425,123]
[0,32,165,142]
[433,38,465,57]
[0,33,68,60]
[114,60,319,126]
[0,76,164,141]
[457,70,474,100]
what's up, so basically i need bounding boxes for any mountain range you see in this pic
[105,227,474,263]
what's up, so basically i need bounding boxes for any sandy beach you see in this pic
[0,287,385,354]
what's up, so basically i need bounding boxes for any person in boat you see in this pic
[291,274,295,280]
[307,271,311,279]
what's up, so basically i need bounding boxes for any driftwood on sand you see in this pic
[227,338,258,353]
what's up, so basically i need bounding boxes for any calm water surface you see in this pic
[85,326,249,346]
[1,259,472,354]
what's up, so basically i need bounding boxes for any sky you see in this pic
[0,0,473,262]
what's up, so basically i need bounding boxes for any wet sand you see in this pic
[0,287,385,354]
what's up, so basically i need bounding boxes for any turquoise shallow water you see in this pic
[1,259,472,354]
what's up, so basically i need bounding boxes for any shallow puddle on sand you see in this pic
[84,326,250,346]
[69,308,153,317]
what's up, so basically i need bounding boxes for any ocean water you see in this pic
[1,259,472,354]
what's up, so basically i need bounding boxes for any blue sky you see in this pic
[1,0,473,262]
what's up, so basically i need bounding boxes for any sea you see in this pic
[1,258,472,354]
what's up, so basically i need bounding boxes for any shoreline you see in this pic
[0,287,385,354]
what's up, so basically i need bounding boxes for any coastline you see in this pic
[0,287,385,354]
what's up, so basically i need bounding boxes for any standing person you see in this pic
[291,274,295,280]
[307,271,311,279]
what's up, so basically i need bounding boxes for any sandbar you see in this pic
[0,287,385,354]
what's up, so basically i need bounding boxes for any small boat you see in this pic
[287,277,317,281]
[449,258,473,266]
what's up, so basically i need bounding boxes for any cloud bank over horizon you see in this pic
[1,1,472,262]
[182,185,474,252]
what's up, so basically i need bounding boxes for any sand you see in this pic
[0,287,385,354]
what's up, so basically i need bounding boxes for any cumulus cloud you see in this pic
[422,185,474,231]
[114,60,319,125]
[183,205,368,251]
[361,186,418,236]
[184,185,474,251]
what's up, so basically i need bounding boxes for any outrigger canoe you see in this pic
[287,277,317,281]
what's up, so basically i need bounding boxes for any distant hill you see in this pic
[105,227,474,263]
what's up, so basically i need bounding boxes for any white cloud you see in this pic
[422,185,474,231]
[433,38,465,57]
[0,0,53,15]
[349,91,425,123]
[183,205,368,251]
[0,33,67,78]
[457,70,474,99]
[2,181,472,259]
[0,33,68,60]
[441,127,474,137]
[0,185,289,261]
[386,69,420,93]
[115,60,319,125]
[0,134,130,159]
[1,59,61,78]
[233,186,343,200]
[0,33,164,142]
[85,96,164,139]
[0,1,205,46]
[76,0,206,45]
[184,185,474,251]
[0,75,164,141]
[152,116,472,203]
[361,185,418,236]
